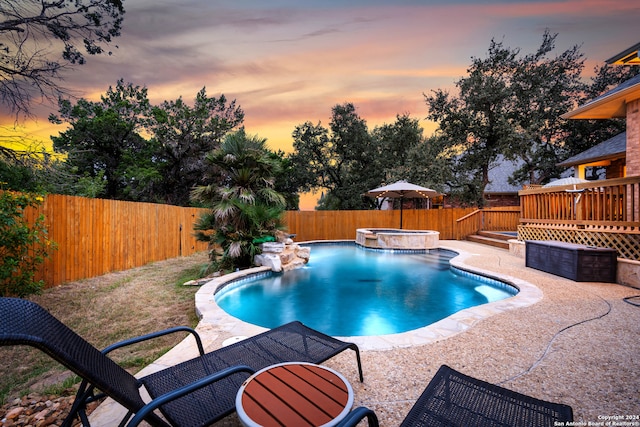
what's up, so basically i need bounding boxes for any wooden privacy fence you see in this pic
[23,194,522,287]
[27,195,209,287]
[284,208,482,242]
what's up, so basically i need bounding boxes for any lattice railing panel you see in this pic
[517,225,640,260]
[518,226,577,243]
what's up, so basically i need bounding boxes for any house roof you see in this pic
[557,132,626,168]
[439,155,525,196]
[484,155,525,194]
[561,73,640,119]
[606,42,640,65]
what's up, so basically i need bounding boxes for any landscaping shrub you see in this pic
[0,191,55,297]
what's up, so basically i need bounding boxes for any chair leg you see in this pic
[61,380,91,427]
[350,343,364,382]
[117,411,134,427]
[336,407,380,427]
[61,379,107,427]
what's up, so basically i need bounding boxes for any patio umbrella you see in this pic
[543,177,589,187]
[366,181,440,229]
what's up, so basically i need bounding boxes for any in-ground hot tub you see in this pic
[356,228,440,250]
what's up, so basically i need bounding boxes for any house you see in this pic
[518,41,640,285]
[483,155,526,207]
[605,41,640,65]
[560,43,640,223]
[432,155,529,208]
[561,65,640,183]
[556,131,626,180]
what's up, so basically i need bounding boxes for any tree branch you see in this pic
[0,0,124,119]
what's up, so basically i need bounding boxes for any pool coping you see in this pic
[194,242,543,351]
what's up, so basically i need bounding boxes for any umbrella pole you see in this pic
[399,197,403,229]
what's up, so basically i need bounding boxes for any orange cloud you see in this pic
[4,0,638,209]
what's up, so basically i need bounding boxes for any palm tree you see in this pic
[192,130,286,270]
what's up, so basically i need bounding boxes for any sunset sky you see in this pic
[3,0,639,208]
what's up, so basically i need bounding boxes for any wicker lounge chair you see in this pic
[337,364,573,427]
[0,297,363,427]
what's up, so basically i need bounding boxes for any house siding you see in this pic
[607,158,626,178]
[626,98,640,220]
[627,98,640,176]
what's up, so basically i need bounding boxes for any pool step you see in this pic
[422,252,453,270]
[466,231,513,250]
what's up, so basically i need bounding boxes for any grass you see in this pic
[0,252,209,405]
[41,375,81,397]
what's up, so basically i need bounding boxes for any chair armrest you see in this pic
[101,326,205,356]
[126,365,256,427]
[336,406,380,427]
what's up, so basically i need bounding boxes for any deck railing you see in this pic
[454,207,521,239]
[518,176,640,260]
[519,176,640,227]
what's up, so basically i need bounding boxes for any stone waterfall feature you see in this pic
[254,241,310,272]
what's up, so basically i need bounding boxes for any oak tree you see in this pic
[49,80,152,200]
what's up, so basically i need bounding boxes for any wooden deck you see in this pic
[518,176,640,260]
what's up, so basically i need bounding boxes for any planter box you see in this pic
[525,240,617,283]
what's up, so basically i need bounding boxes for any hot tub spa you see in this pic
[356,228,439,250]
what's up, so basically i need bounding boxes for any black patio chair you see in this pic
[338,364,573,427]
[0,297,363,427]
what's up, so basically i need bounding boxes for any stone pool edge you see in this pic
[193,242,543,352]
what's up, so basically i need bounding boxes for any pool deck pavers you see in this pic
[89,240,640,426]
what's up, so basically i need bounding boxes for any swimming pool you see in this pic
[214,243,517,336]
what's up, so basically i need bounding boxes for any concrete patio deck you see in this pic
[90,240,640,426]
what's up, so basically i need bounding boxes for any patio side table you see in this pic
[236,362,354,427]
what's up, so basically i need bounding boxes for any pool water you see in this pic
[215,244,516,336]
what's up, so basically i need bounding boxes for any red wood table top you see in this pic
[236,362,354,427]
